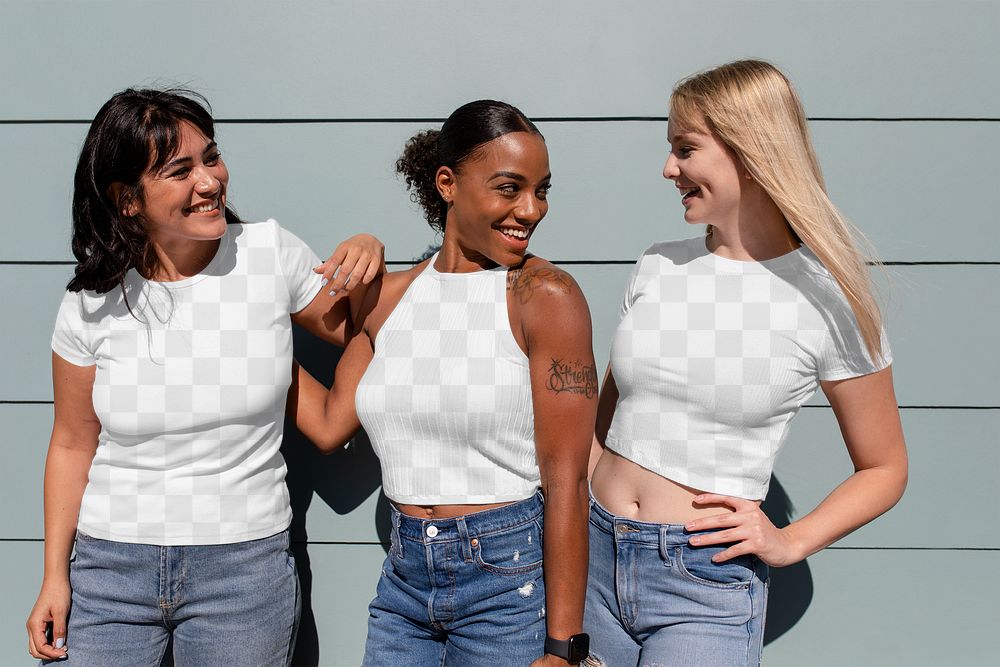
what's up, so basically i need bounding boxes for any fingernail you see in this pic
[320,278,329,287]
[55,637,65,649]
[329,289,338,296]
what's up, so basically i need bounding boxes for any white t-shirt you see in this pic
[355,256,539,504]
[606,237,891,500]
[51,219,323,545]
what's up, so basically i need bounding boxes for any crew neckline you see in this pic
[140,225,233,289]
[701,236,804,272]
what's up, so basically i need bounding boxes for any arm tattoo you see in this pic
[507,268,573,305]
[545,358,598,399]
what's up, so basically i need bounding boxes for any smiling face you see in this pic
[663,117,746,228]
[437,132,551,269]
[130,120,229,251]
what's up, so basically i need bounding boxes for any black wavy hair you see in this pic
[68,87,240,295]
[395,100,542,232]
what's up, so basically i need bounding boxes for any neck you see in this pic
[434,233,499,274]
[706,183,799,261]
[146,237,221,282]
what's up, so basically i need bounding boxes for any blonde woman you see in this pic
[585,60,908,666]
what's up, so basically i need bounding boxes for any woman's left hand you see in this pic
[313,233,385,294]
[685,494,804,568]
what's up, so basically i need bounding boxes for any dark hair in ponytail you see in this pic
[69,87,240,295]
[395,100,542,232]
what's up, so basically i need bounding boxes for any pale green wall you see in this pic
[2,1,998,665]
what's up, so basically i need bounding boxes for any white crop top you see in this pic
[51,220,323,545]
[606,237,891,500]
[355,256,539,504]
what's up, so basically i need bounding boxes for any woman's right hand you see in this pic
[313,233,386,295]
[27,578,71,660]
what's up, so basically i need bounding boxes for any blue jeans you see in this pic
[49,529,300,666]
[584,496,768,667]
[362,493,547,666]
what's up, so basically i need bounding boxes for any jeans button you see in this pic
[426,525,439,538]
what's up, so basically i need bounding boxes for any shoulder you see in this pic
[355,260,429,330]
[506,256,583,306]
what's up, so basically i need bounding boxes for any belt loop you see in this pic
[391,509,403,559]
[456,517,473,562]
[659,525,672,566]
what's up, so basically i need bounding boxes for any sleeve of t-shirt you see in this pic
[51,290,97,366]
[816,311,893,381]
[271,219,324,313]
[619,248,650,319]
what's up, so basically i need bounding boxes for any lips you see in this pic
[680,186,701,203]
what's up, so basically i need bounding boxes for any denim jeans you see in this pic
[362,492,547,666]
[584,496,768,667]
[48,529,300,667]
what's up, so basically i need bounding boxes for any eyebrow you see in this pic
[488,170,552,182]
[160,141,218,172]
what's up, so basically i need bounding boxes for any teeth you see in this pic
[190,199,218,213]
[681,187,700,199]
[499,228,528,239]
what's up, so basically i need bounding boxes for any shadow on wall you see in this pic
[283,326,390,667]
[761,477,814,645]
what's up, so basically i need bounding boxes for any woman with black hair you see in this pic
[25,88,384,665]
[291,100,596,666]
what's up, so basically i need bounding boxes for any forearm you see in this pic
[782,463,907,561]
[289,361,361,452]
[540,476,589,639]
[42,444,95,583]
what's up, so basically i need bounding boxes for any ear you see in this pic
[107,182,139,217]
[435,166,456,203]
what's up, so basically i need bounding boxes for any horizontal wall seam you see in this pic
[3,400,998,409]
[0,538,996,551]
[2,117,1000,125]
[3,261,999,267]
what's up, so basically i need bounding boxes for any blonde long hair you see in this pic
[670,59,885,361]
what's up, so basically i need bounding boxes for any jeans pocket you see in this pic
[673,545,756,590]
[474,519,543,576]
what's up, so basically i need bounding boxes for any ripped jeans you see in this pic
[362,492,546,666]
[584,495,768,667]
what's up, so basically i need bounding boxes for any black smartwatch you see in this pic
[544,633,590,663]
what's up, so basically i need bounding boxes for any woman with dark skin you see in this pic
[291,100,597,666]
[26,88,384,665]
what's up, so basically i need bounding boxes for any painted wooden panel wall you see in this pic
[1,1,997,664]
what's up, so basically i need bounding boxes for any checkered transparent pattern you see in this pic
[51,220,322,545]
[356,258,539,505]
[606,237,890,500]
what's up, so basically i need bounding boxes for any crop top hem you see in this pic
[603,439,768,501]
[387,488,540,506]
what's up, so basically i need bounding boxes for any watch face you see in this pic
[568,634,590,661]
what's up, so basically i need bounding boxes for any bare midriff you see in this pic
[590,448,759,524]
[395,501,514,520]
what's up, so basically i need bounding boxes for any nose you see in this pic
[515,193,544,224]
[193,167,220,194]
[663,153,679,181]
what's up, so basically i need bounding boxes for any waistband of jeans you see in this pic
[393,491,543,543]
[589,491,696,544]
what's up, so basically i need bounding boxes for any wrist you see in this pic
[544,632,590,664]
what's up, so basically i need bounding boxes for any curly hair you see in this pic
[69,88,240,298]
[395,100,542,233]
